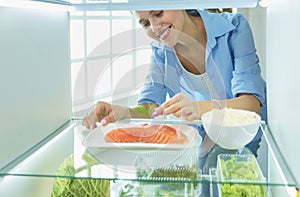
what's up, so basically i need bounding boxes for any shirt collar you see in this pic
[198,10,235,37]
[197,9,235,50]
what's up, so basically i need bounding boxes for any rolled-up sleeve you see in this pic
[230,14,266,106]
[137,46,168,105]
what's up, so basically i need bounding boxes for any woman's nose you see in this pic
[149,19,159,34]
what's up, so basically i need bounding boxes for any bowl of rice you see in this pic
[201,108,261,150]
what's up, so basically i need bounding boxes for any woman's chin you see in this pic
[162,39,177,47]
[152,36,177,47]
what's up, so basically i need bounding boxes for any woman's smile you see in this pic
[157,25,172,41]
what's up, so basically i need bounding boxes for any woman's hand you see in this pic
[82,101,131,129]
[153,93,200,121]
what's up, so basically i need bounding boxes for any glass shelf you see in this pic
[0,120,298,196]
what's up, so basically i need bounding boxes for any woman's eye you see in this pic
[142,21,150,28]
[155,10,163,17]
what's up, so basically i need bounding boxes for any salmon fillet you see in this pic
[105,124,188,144]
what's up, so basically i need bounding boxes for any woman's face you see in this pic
[134,10,185,47]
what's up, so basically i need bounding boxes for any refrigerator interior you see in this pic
[0,0,299,196]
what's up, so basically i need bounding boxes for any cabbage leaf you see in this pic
[51,153,110,197]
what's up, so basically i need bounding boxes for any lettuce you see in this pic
[51,153,110,197]
[218,155,266,197]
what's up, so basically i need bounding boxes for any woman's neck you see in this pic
[179,13,207,48]
[174,13,207,75]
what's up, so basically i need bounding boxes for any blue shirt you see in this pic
[137,10,267,142]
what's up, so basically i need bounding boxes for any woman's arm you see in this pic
[197,93,260,116]
[82,102,158,129]
[154,93,260,121]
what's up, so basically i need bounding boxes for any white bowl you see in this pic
[201,108,261,150]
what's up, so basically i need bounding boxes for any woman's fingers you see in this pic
[81,101,112,129]
[159,101,177,114]
[99,113,116,126]
[153,93,197,120]
[82,117,90,129]
[82,111,99,129]
[91,103,131,127]
[153,93,185,116]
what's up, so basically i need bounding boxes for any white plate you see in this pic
[82,123,199,150]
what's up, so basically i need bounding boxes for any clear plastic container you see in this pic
[116,165,201,197]
[216,154,267,197]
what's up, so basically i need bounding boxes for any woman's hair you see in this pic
[186,9,200,16]
[186,9,232,16]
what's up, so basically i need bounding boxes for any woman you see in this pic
[83,9,266,159]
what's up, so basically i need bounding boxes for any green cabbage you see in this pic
[51,153,110,197]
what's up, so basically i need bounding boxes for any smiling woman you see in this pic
[83,7,266,149]
[83,9,267,196]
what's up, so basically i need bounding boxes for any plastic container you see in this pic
[216,154,266,197]
[116,166,200,197]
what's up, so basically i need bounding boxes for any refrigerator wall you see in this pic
[265,0,300,186]
[0,7,71,168]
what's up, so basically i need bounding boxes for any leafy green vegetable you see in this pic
[150,166,198,180]
[51,153,110,197]
[119,165,199,197]
[132,105,155,117]
[218,154,266,197]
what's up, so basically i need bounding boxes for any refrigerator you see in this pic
[0,0,299,196]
